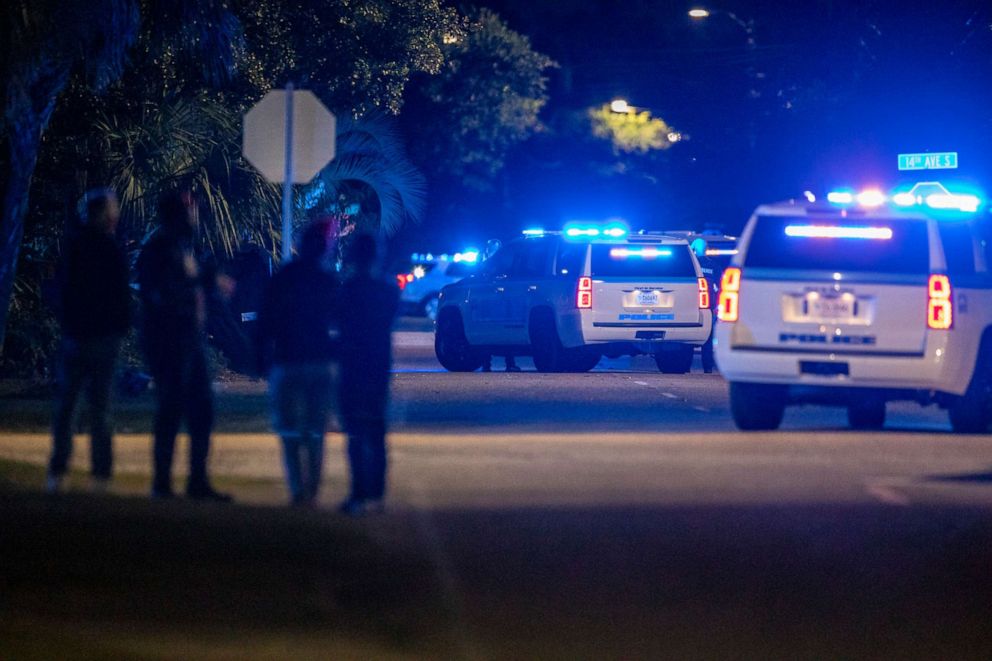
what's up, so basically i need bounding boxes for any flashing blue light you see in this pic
[522,228,545,236]
[610,247,673,259]
[453,250,479,264]
[827,191,855,204]
[564,221,628,240]
[892,192,917,207]
[785,225,893,240]
[926,193,981,213]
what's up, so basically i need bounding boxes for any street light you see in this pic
[610,98,632,114]
[686,6,759,150]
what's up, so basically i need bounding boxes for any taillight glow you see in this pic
[718,267,741,322]
[577,277,593,309]
[927,274,952,330]
[698,277,710,309]
[396,274,408,290]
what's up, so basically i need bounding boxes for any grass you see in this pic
[0,459,460,660]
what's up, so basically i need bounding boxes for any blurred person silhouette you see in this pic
[137,189,230,501]
[46,188,131,494]
[338,233,399,515]
[255,219,339,507]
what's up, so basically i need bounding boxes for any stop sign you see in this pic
[243,89,336,184]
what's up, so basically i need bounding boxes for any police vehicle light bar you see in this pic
[824,182,983,213]
[609,247,672,259]
[563,221,628,240]
[784,225,893,240]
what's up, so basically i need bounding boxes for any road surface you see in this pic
[2,327,992,658]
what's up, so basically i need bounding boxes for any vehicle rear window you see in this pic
[445,262,476,277]
[744,216,929,274]
[590,244,697,278]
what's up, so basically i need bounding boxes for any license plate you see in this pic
[635,290,661,306]
[810,296,853,319]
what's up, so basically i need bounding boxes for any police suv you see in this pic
[434,224,713,373]
[714,183,992,432]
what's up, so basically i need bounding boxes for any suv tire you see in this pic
[949,340,992,433]
[435,310,483,372]
[729,382,786,430]
[530,310,565,372]
[655,345,694,374]
[848,399,886,430]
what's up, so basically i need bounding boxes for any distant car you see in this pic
[399,254,479,320]
[716,184,992,432]
[434,224,713,373]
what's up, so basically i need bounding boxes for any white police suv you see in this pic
[715,183,992,432]
[434,223,713,373]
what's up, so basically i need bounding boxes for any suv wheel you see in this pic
[949,340,992,433]
[530,311,565,372]
[435,311,483,372]
[848,399,885,430]
[655,345,694,374]
[729,382,786,430]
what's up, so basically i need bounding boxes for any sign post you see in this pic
[243,85,336,261]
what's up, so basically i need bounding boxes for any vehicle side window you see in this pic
[938,224,976,276]
[513,239,553,278]
[481,241,522,278]
[555,242,586,276]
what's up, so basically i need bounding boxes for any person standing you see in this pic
[255,220,339,507]
[46,189,131,494]
[338,233,399,515]
[137,190,230,501]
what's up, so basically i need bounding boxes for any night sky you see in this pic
[396,0,992,256]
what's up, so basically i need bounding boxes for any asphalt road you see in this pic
[3,326,992,657]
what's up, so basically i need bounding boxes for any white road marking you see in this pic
[634,380,650,386]
[865,479,911,506]
[693,406,710,413]
[662,392,679,399]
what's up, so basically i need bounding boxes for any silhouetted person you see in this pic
[256,220,339,507]
[47,189,130,494]
[137,190,230,501]
[339,233,399,515]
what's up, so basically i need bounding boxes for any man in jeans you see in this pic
[47,188,131,493]
[256,220,339,507]
[338,233,399,515]
[137,190,230,501]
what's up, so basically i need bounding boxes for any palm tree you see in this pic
[0,1,140,354]
[304,113,426,239]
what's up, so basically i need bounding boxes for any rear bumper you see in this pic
[558,310,712,348]
[714,324,970,396]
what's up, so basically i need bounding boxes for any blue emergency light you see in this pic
[824,182,983,213]
[563,221,629,240]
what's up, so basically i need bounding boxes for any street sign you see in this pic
[243,88,336,184]
[898,152,958,171]
[243,85,336,260]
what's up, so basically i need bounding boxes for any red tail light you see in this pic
[396,274,407,290]
[577,277,593,309]
[698,277,710,309]
[718,267,741,322]
[927,274,952,330]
